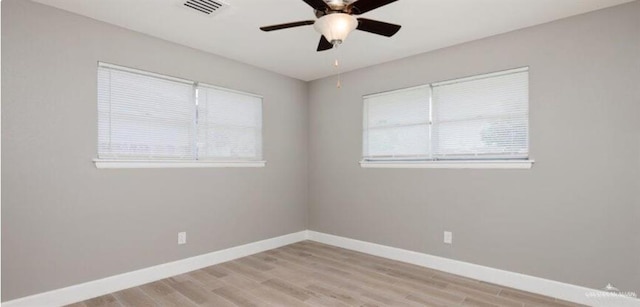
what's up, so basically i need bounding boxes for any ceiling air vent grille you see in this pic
[183,0,228,15]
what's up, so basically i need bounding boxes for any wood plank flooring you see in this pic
[66,241,584,307]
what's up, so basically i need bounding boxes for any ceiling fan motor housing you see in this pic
[314,1,352,18]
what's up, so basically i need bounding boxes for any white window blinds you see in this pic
[363,86,431,159]
[98,63,263,162]
[98,64,196,160]
[432,68,528,160]
[362,67,529,162]
[197,85,263,160]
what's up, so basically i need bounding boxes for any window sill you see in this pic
[93,159,266,169]
[359,160,534,169]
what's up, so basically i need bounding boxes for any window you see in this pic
[96,62,264,168]
[362,86,431,160]
[196,85,262,160]
[362,67,531,169]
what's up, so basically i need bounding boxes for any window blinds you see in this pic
[431,68,528,160]
[362,67,529,161]
[98,64,196,160]
[98,63,263,161]
[197,85,263,160]
[363,86,431,159]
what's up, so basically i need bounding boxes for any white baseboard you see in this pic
[4,230,637,307]
[307,231,640,307]
[2,231,308,307]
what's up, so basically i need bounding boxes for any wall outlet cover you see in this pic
[178,232,187,245]
[444,231,453,244]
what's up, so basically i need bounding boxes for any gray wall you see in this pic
[1,0,308,301]
[308,1,640,293]
[3,0,640,302]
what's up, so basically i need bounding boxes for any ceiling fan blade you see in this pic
[348,0,398,15]
[302,0,330,10]
[356,18,401,37]
[317,35,333,52]
[260,20,315,32]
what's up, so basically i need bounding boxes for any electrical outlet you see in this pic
[444,231,453,244]
[178,232,187,245]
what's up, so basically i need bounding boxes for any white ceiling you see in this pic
[32,0,633,81]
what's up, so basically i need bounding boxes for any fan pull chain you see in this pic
[333,43,342,88]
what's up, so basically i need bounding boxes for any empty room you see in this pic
[1,0,639,306]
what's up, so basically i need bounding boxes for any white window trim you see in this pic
[93,159,266,169]
[360,159,534,169]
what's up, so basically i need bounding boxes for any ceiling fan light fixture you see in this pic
[313,13,358,44]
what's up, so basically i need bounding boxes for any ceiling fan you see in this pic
[260,0,401,52]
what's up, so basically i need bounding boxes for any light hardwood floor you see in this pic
[67,241,583,307]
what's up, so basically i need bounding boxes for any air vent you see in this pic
[183,0,228,15]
